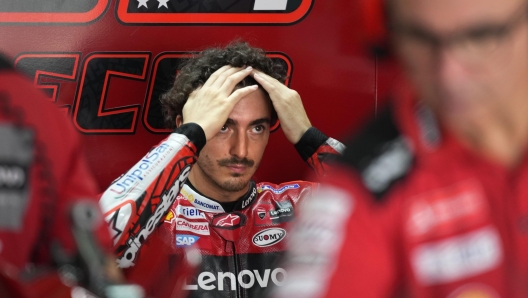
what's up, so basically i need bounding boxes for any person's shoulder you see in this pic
[0,55,75,136]
[256,181,315,195]
[337,106,415,201]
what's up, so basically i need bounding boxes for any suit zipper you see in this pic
[232,242,242,298]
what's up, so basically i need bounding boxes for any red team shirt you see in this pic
[277,82,528,298]
[0,56,112,270]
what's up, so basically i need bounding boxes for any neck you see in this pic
[443,94,528,169]
[187,167,249,203]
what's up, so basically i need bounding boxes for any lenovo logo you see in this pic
[183,268,287,291]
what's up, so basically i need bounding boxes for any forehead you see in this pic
[228,88,271,123]
[391,0,524,31]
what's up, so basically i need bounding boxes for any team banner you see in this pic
[0,0,109,23]
[116,0,313,24]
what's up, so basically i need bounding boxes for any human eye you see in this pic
[461,27,502,53]
[398,26,440,47]
[219,125,229,133]
[467,27,502,41]
[251,125,266,134]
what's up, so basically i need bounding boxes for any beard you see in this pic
[196,155,257,193]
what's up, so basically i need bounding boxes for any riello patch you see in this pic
[252,228,286,247]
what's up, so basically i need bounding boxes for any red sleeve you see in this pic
[99,123,205,268]
[0,63,112,268]
[52,136,113,255]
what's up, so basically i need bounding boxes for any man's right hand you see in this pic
[182,65,257,141]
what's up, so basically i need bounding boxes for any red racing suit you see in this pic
[274,84,528,298]
[99,123,344,297]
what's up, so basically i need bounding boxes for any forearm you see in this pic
[294,127,345,176]
[99,123,205,268]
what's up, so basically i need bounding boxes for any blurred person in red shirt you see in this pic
[274,0,528,297]
[0,54,124,297]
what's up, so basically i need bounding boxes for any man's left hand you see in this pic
[252,70,311,144]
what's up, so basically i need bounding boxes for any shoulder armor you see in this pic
[340,107,414,200]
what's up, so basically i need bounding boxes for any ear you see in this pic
[175,115,183,128]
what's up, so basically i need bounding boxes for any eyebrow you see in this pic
[224,118,271,126]
[250,118,271,126]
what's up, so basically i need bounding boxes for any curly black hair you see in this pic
[160,41,287,129]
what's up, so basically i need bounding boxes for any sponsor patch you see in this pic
[411,226,502,285]
[407,180,489,240]
[183,268,287,291]
[176,218,210,235]
[213,214,241,228]
[269,202,294,222]
[176,205,205,220]
[254,202,294,226]
[258,184,299,194]
[181,184,224,213]
[252,228,286,247]
[108,143,173,200]
[211,212,246,242]
[241,187,257,209]
[164,209,175,223]
[176,234,200,247]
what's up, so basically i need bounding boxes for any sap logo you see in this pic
[252,228,286,247]
[176,234,199,247]
[183,268,288,291]
[259,184,299,194]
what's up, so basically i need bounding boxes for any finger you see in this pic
[187,86,201,99]
[226,84,259,105]
[202,65,233,89]
[211,66,249,90]
[252,71,282,97]
[217,66,253,95]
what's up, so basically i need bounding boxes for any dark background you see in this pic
[0,0,398,191]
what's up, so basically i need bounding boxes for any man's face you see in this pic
[391,0,528,125]
[194,88,272,194]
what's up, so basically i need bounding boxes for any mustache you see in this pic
[217,157,254,167]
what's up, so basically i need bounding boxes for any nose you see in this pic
[229,130,249,159]
[435,47,467,87]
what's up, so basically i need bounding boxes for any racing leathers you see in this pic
[274,84,528,298]
[99,123,344,297]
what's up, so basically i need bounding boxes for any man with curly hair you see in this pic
[99,41,343,297]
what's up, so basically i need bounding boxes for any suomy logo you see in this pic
[183,268,287,291]
[252,228,286,247]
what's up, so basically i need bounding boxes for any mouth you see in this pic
[226,164,248,174]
